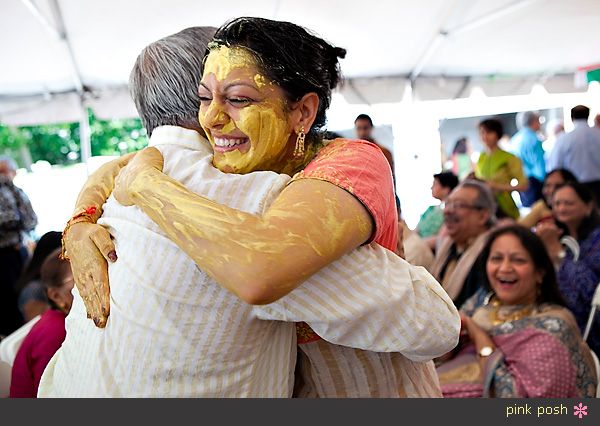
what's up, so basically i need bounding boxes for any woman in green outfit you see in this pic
[475,119,528,219]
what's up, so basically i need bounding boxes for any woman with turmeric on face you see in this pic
[112,20,398,307]
[63,18,454,397]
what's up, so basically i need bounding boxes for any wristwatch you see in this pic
[478,346,495,358]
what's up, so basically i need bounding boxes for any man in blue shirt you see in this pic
[547,105,600,203]
[510,111,545,207]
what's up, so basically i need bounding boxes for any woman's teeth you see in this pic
[214,137,247,148]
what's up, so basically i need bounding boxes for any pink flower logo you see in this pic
[574,403,588,419]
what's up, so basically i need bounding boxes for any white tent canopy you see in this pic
[1,0,600,126]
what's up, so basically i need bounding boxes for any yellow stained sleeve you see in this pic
[127,166,373,304]
[72,153,136,220]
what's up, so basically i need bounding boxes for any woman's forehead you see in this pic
[203,46,259,80]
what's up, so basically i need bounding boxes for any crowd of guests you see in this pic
[0,16,598,398]
[403,106,600,397]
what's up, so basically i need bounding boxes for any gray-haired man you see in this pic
[430,180,497,308]
[509,111,545,207]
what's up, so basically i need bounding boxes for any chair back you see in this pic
[590,350,600,398]
[0,315,41,366]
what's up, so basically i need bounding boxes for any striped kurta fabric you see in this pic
[39,126,460,397]
[295,346,442,397]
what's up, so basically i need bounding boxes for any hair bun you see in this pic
[332,46,346,60]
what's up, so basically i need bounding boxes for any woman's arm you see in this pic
[534,220,564,266]
[70,153,136,219]
[254,246,460,359]
[461,314,496,374]
[114,148,373,305]
[63,152,135,326]
[498,156,528,192]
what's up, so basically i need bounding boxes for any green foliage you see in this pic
[0,109,148,168]
[89,110,148,156]
[0,125,28,163]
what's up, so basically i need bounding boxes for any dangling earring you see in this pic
[294,126,305,158]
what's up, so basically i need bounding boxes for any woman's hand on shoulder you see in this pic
[534,220,563,261]
[114,147,164,206]
[64,222,116,327]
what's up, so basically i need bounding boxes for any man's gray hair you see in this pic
[0,155,18,171]
[458,179,497,227]
[129,26,216,135]
[516,111,539,129]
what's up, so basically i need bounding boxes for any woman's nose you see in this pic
[499,258,513,271]
[202,100,229,129]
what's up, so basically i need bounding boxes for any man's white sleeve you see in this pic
[253,243,460,362]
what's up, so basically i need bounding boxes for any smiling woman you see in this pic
[198,45,298,174]
[437,225,597,398]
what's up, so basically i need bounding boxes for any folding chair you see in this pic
[589,350,600,398]
[560,236,600,397]
[583,283,600,341]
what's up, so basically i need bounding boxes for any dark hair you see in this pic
[15,231,62,293]
[354,114,373,127]
[554,182,600,242]
[452,137,467,154]
[208,17,346,142]
[546,168,578,185]
[477,225,567,307]
[40,248,72,311]
[571,105,590,121]
[434,171,459,190]
[478,118,504,140]
[542,168,578,205]
[322,131,343,140]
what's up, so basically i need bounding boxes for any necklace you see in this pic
[489,298,536,326]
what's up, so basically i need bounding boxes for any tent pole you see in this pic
[79,97,91,173]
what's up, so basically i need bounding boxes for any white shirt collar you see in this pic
[148,125,211,151]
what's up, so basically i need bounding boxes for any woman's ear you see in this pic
[46,287,60,306]
[585,201,594,217]
[290,93,319,133]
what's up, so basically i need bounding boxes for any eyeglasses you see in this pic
[444,201,484,211]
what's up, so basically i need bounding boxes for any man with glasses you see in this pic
[430,180,497,308]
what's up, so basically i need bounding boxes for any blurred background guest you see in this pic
[519,168,578,229]
[509,111,545,207]
[10,248,74,398]
[475,119,528,220]
[14,231,62,322]
[536,182,600,354]
[547,105,600,203]
[0,155,38,337]
[430,180,497,308]
[450,137,473,181]
[416,171,459,251]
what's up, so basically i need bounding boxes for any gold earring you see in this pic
[294,127,306,158]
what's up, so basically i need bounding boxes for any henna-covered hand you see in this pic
[64,222,117,327]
